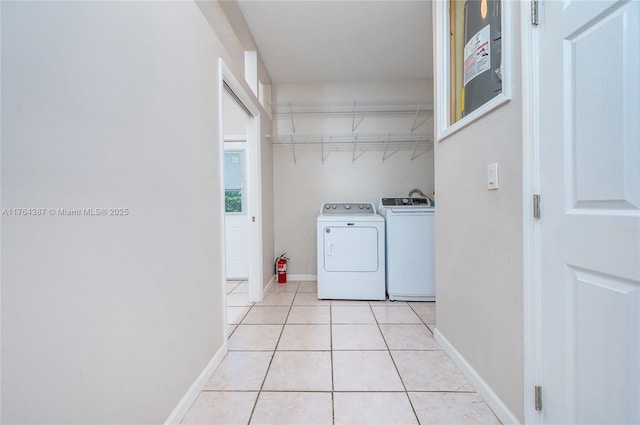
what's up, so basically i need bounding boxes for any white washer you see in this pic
[378,198,435,301]
[317,202,386,300]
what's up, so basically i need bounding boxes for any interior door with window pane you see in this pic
[224,150,249,279]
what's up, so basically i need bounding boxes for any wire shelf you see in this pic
[271,99,433,115]
[269,132,433,164]
[269,132,432,144]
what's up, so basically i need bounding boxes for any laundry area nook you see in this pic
[4,0,637,424]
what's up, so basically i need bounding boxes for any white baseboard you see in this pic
[164,342,228,424]
[288,274,317,281]
[263,274,275,294]
[434,328,520,425]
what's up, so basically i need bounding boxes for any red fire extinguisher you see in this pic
[276,254,289,284]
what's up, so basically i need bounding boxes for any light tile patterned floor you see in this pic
[182,281,501,425]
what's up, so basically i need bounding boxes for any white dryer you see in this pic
[317,202,386,300]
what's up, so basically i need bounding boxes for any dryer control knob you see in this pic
[345,204,351,209]
[366,205,371,209]
[402,198,409,204]
[359,204,364,209]
[332,204,337,209]
[325,204,330,209]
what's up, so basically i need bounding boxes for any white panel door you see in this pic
[537,1,640,423]
[224,149,249,279]
[323,226,379,272]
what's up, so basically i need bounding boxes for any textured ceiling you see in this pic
[236,0,432,83]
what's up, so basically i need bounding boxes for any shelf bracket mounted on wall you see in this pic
[290,134,297,164]
[410,135,428,161]
[352,100,365,132]
[411,100,429,132]
[321,135,330,164]
[351,134,365,163]
[289,101,296,134]
[289,101,298,164]
[352,133,358,163]
[382,133,398,163]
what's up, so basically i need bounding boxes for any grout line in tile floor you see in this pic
[196,388,480,395]
[373,302,425,422]
[329,302,335,423]
[245,286,303,425]
[183,280,501,424]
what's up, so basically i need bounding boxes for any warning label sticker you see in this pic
[463,24,491,86]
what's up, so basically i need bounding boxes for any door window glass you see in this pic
[224,151,245,214]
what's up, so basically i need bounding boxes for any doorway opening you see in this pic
[219,60,264,337]
[223,142,251,327]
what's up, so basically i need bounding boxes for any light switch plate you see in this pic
[488,163,499,190]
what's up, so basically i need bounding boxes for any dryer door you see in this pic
[323,226,379,272]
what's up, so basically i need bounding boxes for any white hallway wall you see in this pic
[433,2,524,422]
[0,2,272,423]
[272,80,433,275]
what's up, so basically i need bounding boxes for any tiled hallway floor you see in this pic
[181,281,501,425]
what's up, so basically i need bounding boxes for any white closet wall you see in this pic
[272,80,433,275]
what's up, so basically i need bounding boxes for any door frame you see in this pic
[521,1,542,423]
[218,59,264,321]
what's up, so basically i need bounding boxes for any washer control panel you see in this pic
[320,202,376,214]
[381,197,430,207]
